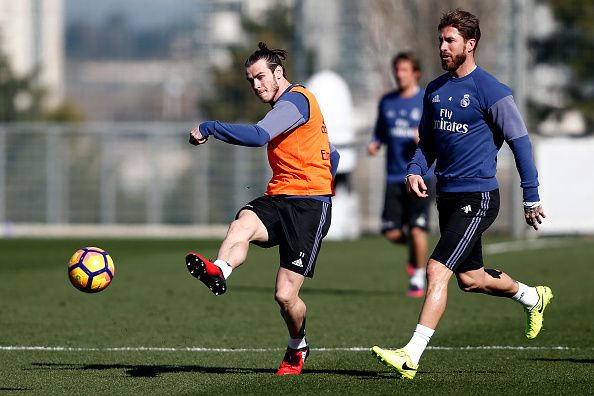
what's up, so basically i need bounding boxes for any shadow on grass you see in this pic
[528,358,594,364]
[29,362,386,379]
[0,388,32,391]
[233,285,395,296]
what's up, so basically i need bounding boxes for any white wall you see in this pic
[536,137,594,234]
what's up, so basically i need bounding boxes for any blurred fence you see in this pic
[0,122,520,238]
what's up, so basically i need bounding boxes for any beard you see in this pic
[259,79,279,103]
[441,52,467,72]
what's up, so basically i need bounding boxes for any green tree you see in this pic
[44,101,86,123]
[0,54,44,122]
[0,54,85,122]
[532,0,594,133]
[199,2,300,123]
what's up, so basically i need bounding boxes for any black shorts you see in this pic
[381,182,432,233]
[237,195,331,278]
[430,189,500,273]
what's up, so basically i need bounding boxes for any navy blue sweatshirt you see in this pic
[407,66,540,202]
[372,88,431,183]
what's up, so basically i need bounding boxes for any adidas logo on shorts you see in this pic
[291,258,303,267]
[461,205,472,213]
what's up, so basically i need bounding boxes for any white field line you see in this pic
[484,238,576,255]
[0,345,588,352]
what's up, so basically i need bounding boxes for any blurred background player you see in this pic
[186,42,339,375]
[368,52,433,297]
[372,9,552,379]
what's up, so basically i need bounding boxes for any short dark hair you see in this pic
[392,52,421,73]
[245,42,288,77]
[438,9,481,48]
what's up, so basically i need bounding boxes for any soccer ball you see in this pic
[68,247,115,293]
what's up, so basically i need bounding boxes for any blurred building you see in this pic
[192,0,375,128]
[65,0,283,121]
[64,0,377,123]
[66,59,199,121]
[187,0,374,126]
[0,0,64,109]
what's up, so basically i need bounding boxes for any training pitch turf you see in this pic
[1,235,593,394]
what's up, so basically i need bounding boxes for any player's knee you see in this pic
[409,227,426,239]
[458,281,481,293]
[425,259,449,283]
[227,217,256,241]
[384,229,405,243]
[456,276,483,293]
[274,289,294,310]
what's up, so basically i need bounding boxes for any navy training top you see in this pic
[407,66,540,202]
[373,87,431,183]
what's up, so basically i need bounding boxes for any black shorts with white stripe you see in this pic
[430,189,500,273]
[237,195,331,278]
[381,181,433,233]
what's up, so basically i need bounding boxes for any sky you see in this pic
[65,0,198,28]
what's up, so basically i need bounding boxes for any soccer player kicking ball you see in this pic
[186,42,339,375]
[371,9,553,380]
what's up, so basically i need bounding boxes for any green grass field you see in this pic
[1,236,593,395]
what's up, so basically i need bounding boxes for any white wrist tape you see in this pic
[523,201,541,208]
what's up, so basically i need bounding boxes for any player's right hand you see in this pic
[406,174,428,198]
[524,202,546,231]
[367,141,380,156]
[189,126,208,146]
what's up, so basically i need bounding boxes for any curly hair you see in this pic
[438,9,481,49]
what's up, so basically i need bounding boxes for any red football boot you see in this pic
[276,345,309,375]
[406,262,415,278]
[407,283,425,298]
[185,252,227,295]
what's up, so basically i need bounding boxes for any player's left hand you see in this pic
[406,174,429,198]
[524,202,546,231]
[189,125,208,145]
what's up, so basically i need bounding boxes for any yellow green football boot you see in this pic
[525,285,553,339]
[371,346,418,379]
